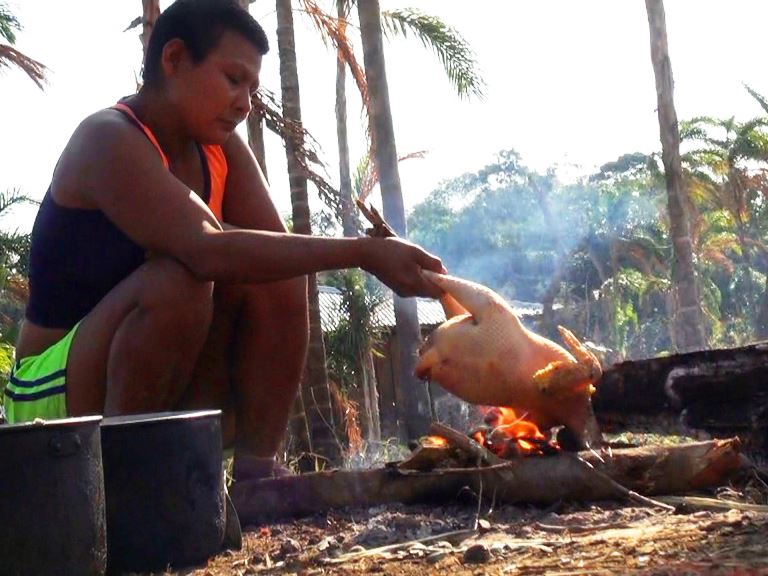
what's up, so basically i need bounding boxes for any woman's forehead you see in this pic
[210,30,262,64]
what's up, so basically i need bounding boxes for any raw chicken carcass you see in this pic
[415,271,604,450]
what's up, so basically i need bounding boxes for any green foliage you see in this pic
[0,2,21,44]
[406,132,768,358]
[381,8,485,99]
[0,341,12,407]
[323,269,386,391]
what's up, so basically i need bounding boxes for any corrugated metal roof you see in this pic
[317,285,542,333]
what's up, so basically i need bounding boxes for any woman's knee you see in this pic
[236,276,308,333]
[138,257,214,334]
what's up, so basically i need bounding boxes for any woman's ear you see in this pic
[160,38,189,78]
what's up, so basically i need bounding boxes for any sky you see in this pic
[2,1,768,234]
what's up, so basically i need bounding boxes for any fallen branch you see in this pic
[324,528,475,564]
[232,438,746,524]
[655,495,768,513]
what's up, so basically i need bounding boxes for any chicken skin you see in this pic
[415,271,604,450]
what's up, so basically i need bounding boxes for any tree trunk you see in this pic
[276,0,340,466]
[237,0,269,181]
[246,99,268,180]
[357,0,430,440]
[335,0,359,238]
[140,0,160,62]
[645,0,706,353]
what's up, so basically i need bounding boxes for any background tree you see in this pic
[645,0,706,352]
[0,3,46,88]
[0,4,44,415]
[357,0,428,440]
[645,0,706,351]
[275,0,341,467]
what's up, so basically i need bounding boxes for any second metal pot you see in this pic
[100,410,226,573]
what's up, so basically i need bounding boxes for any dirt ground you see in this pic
[174,497,768,575]
[130,421,768,576]
[164,464,768,576]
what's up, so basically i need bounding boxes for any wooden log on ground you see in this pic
[232,438,746,525]
[594,341,768,416]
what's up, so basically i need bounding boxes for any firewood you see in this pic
[398,443,458,472]
[431,422,673,511]
[231,437,746,524]
[429,422,507,467]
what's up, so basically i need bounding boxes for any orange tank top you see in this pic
[112,102,227,222]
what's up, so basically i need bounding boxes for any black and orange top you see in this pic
[25,102,229,329]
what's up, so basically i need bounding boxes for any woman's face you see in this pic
[169,30,262,144]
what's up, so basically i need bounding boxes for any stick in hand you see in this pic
[356,198,397,239]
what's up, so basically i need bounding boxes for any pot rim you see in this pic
[101,409,222,428]
[0,415,103,434]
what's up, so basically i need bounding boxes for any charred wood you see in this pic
[594,342,768,447]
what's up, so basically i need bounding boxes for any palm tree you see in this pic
[275,0,341,466]
[0,3,46,88]
[357,0,430,440]
[302,0,484,236]
[139,0,160,59]
[645,0,706,352]
[681,113,768,335]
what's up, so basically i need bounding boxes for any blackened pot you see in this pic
[0,415,106,576]
[100,410,225,573]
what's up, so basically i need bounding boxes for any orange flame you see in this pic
[474,406,555,457]
[423,435,449,447]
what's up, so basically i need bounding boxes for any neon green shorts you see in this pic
[4,323,80,424]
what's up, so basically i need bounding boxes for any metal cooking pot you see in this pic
[100,410,226,573]
[0,415,107,576]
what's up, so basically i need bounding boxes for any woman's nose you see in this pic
[235,88,252,116]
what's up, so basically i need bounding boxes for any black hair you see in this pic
[142,0,269,87]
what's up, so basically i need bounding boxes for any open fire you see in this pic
[468,407,561,458]
[423,408,563,462]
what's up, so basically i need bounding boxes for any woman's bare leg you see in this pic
[66,257,213,416]
[181,276,309,460]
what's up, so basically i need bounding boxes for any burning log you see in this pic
[232,436,746,525]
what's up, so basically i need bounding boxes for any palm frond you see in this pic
[0,3,20,44]
[299,0,369,110]
[356,150,427,202]
[381,8,484,100]
[744,83,768,115]
[253,88,342,219]
[124,15,142,33]
[0,190,36,215]
[0,43,46,88]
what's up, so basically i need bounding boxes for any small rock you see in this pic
[315,536,336,551]
[280,537,301,556]
[463,543,492,564]
[426,551,449,564]
[348,545,366,554]
[477,519,492,532]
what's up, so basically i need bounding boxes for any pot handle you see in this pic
[48,432,82,457]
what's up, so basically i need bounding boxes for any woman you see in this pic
[8,0,443,491]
